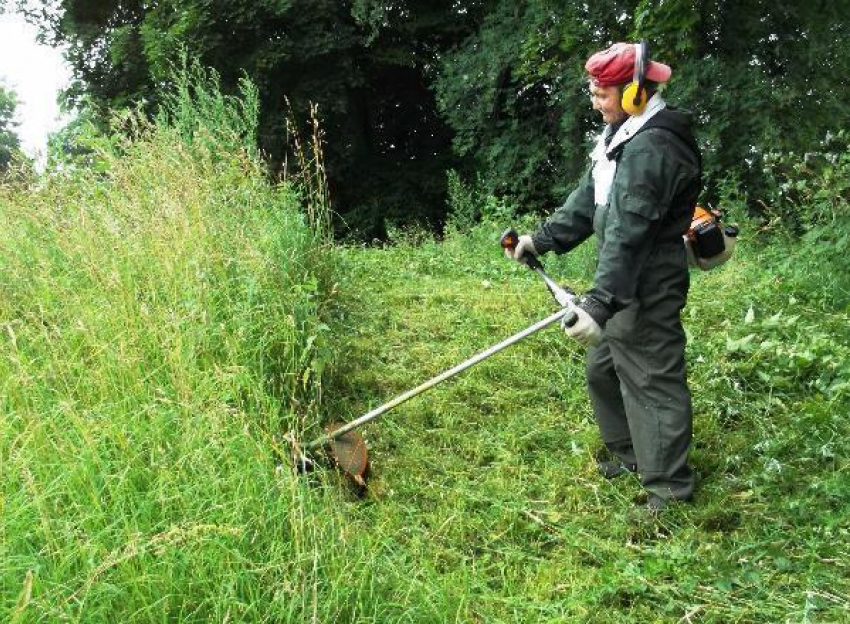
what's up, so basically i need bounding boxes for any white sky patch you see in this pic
[0,10,72,162]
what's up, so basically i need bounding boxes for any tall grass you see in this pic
[0,65,371,622]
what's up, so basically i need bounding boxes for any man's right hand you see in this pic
[504,234,538,264]
[562,305,602,347]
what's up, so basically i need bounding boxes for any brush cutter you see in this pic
[292,229,579,484]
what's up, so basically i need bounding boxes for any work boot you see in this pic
[597,460,637,479]
[642,493,694,517]
[625,493,670,526]
[646,494,668,514]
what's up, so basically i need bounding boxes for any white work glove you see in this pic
[561,305,602,348]
[503,234,537,264]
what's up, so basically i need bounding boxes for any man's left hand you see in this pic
[504,234,537,264]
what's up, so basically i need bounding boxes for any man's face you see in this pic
[589,82,628,125]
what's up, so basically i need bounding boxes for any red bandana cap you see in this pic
[585,42,672,87]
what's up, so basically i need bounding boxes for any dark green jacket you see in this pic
[531,107,700,322]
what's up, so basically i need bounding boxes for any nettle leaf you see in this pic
[726,334,756,353]
[715,576,733,592]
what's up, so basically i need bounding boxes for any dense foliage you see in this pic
[20,0,486,236]
[0,82,21,170]
[435,0,850,211]
[18,0,849,232]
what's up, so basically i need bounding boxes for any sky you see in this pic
[0,9,72,162]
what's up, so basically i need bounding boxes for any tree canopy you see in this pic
[19,0,850,233]
[21,0,485,236]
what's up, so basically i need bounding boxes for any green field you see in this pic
[1,76,848,623]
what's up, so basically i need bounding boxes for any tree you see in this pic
[435,1,639,211]
[0,83,22,170]
[633,0,850,208]
[21,0,848,227]
[20,0,488,237]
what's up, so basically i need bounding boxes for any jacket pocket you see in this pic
[618,190,661,221]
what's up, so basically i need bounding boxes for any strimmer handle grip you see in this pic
[501,227,579,326]
[500,228,544,271]
[562,310,578,327]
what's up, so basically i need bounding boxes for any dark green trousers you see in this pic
[585,245,694,501]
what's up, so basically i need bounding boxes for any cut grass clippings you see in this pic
[315,225,849,623]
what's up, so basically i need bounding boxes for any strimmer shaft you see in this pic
[305,307,572,450]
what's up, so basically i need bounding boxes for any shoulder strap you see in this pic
[609,108,703,234]
[636,108,702,169]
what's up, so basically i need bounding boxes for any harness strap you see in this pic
[609,108,703,240]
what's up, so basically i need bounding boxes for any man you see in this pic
[505,42,701,512]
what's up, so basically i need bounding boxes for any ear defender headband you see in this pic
[621,40,649,116]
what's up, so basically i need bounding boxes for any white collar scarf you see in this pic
[590,93,667,206]
[606,93,667,157]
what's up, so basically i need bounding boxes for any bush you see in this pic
[445,168,519,233]
[760,131,849,232]
[720,131,850,310]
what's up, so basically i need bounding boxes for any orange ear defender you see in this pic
[621,40,649,116]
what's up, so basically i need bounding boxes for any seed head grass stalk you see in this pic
[0,64,370,622]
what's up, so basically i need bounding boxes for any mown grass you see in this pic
[1,65,848,621]
[316,217,849,622]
